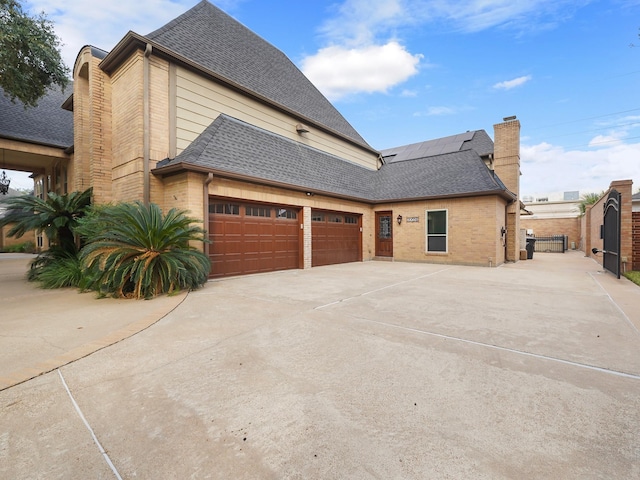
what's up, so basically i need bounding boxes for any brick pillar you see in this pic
[494,118,521,262]
[72,46,112,203]
[303,206,312,269]
[609,179,633,272]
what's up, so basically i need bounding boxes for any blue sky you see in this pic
[11,0,640,199]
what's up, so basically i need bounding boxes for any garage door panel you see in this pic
[209,199,301,278]
[312,210,361,267]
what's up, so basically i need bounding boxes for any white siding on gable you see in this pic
[174,66,378,170]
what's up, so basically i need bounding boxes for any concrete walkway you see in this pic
[1,252,640,479]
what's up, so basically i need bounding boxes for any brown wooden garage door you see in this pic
[209,199,300,278]
[312,210,362,267]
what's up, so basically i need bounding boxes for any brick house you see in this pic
[0,0,523,276]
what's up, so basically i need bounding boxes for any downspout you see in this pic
[143,44,152,205]
[203,173,213,257]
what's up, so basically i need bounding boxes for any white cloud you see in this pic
[520,141,640,195]
[493,75,532,90]
[301,42,422,100]
[424,0,586,33]
[413,106,457,116]
[319,0,407,46]
[26,0,194,70]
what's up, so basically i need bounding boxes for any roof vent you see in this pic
[296,123,310,134]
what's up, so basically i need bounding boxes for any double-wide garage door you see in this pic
[209,200,300,278]
[209,199,362,277]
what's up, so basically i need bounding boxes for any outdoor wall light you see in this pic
[397,214,402,225]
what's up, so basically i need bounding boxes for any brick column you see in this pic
[494,118,521,262]
[609,179,633,272]
[303,206,312,269]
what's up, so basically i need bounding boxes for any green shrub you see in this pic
[27,246,82,288]
[80,202,210,299]
[2,241,35,253]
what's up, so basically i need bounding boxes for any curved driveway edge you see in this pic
[0,254,188,391]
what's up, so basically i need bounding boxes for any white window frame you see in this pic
[426,209,448,253]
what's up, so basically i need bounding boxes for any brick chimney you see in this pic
[493,117,521,262]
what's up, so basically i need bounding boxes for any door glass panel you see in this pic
[379,216,392,239]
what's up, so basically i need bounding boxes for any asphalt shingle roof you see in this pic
[0,84,73,148]
[145,0,371,149]
[375,150,508,201]
[157,115,377,200]
[381,130,494,163]
[156,115,511,202]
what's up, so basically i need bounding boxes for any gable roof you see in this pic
[154,115,514,203]
[140,0,371,150]
[0,84,74,148]
[633,192,640,201]
[381,130,493,163]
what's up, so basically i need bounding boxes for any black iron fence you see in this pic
[531,235,567,253]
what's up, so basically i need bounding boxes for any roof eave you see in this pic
[375,189,515,204]
[99,32,147,74]
[152,161,375,204]
[0,133,72,152]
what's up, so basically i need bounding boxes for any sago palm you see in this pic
[80,202,210,299]
[0,188,92,253]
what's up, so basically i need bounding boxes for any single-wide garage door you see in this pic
[209,199,300,278]
[312,210,362,267]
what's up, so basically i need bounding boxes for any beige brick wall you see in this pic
[375,195,507,267]
[111,52,144,202]
[163,171,206,219]
[72,46,113,202]
[520,217,581,249]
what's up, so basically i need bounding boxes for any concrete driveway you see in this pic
[1,252,640,479]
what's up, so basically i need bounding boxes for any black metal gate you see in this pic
[603,189,621,278]
[532,235,566,253]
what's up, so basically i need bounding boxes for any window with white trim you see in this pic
[426,209,447,252]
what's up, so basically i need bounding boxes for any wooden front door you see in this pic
[375,211,393,257]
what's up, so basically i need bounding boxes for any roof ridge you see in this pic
[143,1,372,150]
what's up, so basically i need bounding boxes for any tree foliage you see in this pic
[0,0,69,107]
[578,191,605,215]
